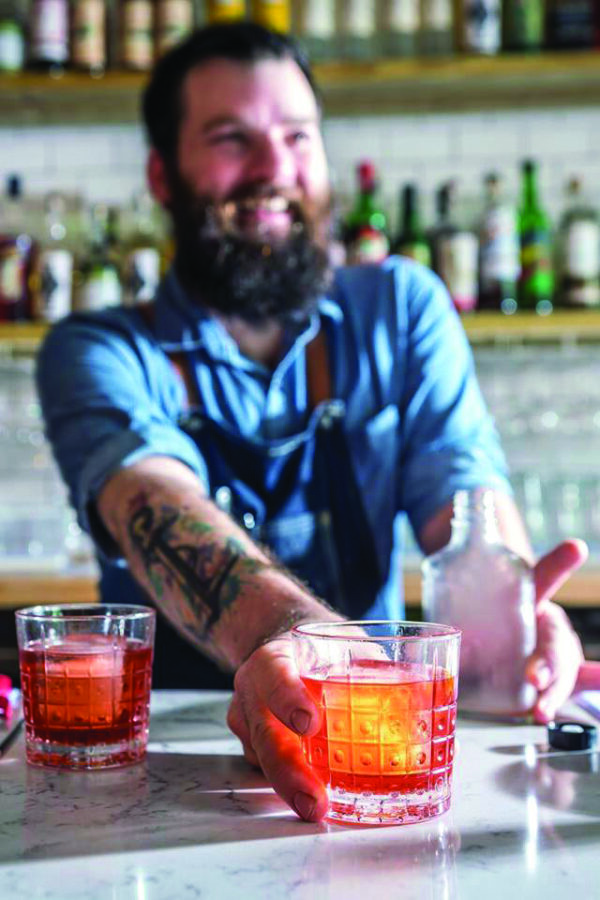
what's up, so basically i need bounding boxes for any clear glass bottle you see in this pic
[120,190,162,305]
[422,488,537,719]
[455,0,501,55]
[556,176,600,308]
[377,0,420,58]
[0,173,34,321]
[31,191,74,322]
[75,203,122,311]
[292,0,338,62]
[478,172,520,314]
[419,0,454,55]
[338,0,376,60]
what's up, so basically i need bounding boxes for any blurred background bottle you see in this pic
[155,0,194,58]
[71,0,106,75]
[478,172,520,313]
[392,183,431,267]
[0,0,26,72]
[377,0,420,58]
[119,0,153,70]
[120,190,162,305]
[76,203,122,311]
[546,0,596,49]
[419,0,454,55]
[517,159,554,314]
[292,0,337,61]
[454,0,501,55]
[430,181,479,313]
[206,0,246,22]
[343,159,389,264]
[422,488,537,719]
[338,0,376,60]
[29,0,69,71]
[30,191,73,322]
[556,176,600,308]
[251,0,291,31]
[502,0,545,51]
[0,174,34,322]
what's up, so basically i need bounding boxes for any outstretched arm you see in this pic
[97,454,341,820]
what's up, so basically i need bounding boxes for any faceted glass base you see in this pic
[326,787,452,826]
[25,734,148,770]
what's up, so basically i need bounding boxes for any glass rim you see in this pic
[15,603,156,622]
[291,620,461,641]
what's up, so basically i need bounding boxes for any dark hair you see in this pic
[142,22,321,166]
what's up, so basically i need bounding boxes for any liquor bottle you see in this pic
[478,172,520,313]
[76,204,122,311]
[155,0,194,57]
[343,160,389,265]
[206,0,246,22]
[29,0,69,70]
[547,0,595,49]
[251,0,291,31]
[455,0,501,55]
[517,159,554,314]
[392,183,431,267]
[430,181,478,313]
[121,191,162,305]
[556,177,600,308]
[0,0,25,72]
[71,0,106,74]
[377,0,420,57]
[0,174,34,321]
[338,0,376,60]
[502,0,545,51]
[292,0,337,62]
[422,488,537,719]
[419,0,454,55]
[120,0,153,70]
[31,192,74,322]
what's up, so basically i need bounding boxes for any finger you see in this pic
[227,695,260,768]
[238,638,323,737]
[247,707,329,822]
[526,603,583,722]
[534,539,588,606]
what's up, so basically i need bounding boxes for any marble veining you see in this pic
[1,691,599,899]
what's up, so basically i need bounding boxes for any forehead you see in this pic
[179,57,321,130]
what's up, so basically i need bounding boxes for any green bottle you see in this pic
[343,160,390,265]
[518,160,554,314]
[392,184,431,268]
[503,0,545,51]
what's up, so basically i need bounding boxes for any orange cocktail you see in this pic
[292,622,461,825]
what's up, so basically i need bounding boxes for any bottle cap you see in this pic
[547,720,598,752]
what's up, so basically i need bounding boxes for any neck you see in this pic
[218,315,285,368]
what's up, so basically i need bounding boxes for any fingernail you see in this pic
[293,791,316,821]
[291,709,311,734]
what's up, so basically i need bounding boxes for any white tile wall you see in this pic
[1,105,600,230]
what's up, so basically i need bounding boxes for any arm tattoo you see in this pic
[129,504,247,638]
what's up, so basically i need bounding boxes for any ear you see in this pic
[147,148,172,207]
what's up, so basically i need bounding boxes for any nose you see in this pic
[245,132,297,187]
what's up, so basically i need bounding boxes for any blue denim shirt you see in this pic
[37,256,511,618]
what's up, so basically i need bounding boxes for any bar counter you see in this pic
[1,691,599,899]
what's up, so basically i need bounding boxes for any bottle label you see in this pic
[347,226,389,265]
[207,0,245,21]
[421,0,452,30]
[156,0,194,55]
[398,241,432,268]
[72,0,106,69]
[35,249,73,321]
[31,0,69,63]
[78,267,122,310]
[251,1,291,32]
[564,220,600,280]
[438,232,479,311]
[121,0,154,69]
[463,0,501,53]
[301,0,336,38]
[0,241,26,304]
[344,0,376,37]
[387,0,420,34]
[520,230,554,300]
[480,205,520,284]
[123,248,161,303]
[0,22,25,71]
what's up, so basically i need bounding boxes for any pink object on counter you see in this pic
[0,674,13,718]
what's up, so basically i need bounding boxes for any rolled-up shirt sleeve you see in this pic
[396,262,511,540]
[36,312,209,560]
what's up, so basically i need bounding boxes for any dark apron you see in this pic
[101,320,384,688]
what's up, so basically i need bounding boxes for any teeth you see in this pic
[239,196,289,213]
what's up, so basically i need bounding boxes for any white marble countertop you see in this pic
[1,691,599,900]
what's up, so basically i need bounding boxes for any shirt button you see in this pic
[243,512,256,531]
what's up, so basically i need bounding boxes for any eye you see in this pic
[289,130,309,144]
[210,131,249,147]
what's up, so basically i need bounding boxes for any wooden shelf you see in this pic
[1,51,600,125]
[3,311,600,353]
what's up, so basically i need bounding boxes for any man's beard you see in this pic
[167,175,333,325]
